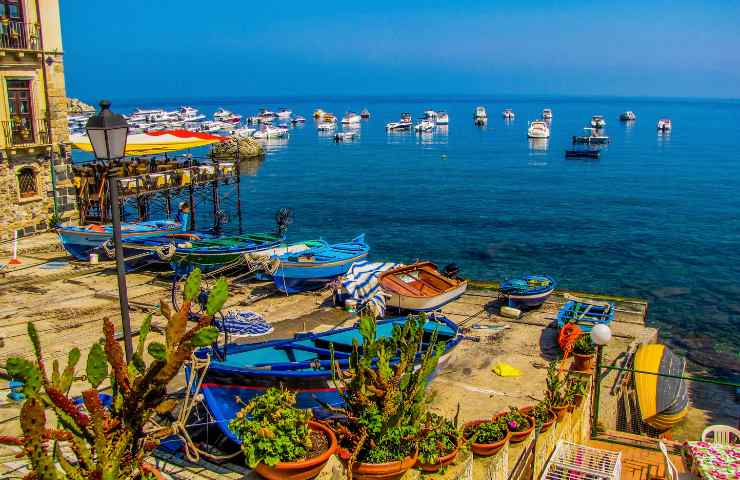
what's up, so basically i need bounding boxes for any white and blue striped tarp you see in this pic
[215,311,274,337]
[341,261,402,317]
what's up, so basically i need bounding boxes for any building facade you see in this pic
[0,0,75,241]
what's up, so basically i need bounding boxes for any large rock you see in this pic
[211,136,264,160]
[67,98,96,114]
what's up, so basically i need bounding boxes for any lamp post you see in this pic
[85,100,133,362]
[589,323,612,437]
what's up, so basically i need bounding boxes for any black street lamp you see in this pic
[85,100,134,362]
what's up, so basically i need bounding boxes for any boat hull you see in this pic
[386,280,468,312]
[57,221,180,261]
[503,287,555,307]
[272,252,368,293]
[634,344,689,431]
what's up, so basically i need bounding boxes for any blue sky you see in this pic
[60,1,740,101]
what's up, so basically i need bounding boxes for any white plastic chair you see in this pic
[659,441,692,480]
[701,424,740,445]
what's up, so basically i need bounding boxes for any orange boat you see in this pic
[380,262,467,312]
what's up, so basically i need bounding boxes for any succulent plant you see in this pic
[0,268,227,480]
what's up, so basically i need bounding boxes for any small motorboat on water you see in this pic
[360,108,371,119]
[573,127,610,144]
[318,121,336,131]
[657,118,672,131]
[415,120,435,133]
[436,111,449,125]
[341,112,361,125]
[253,125,289,139]
[322,112,337,123]
[386,112,413,131]
[620,111,636,121]
[591,115,606,128]
[542,108,553,120]
[276,108,292,119]
[227,126,256,138]
[633,343,689,431]
[474,106,488,120]
[500,274,556,308]
[313,109,325,118]
[192,314,462,441]
[291,115,306,124]
[213,108,242,124]
[380,262,468,312]
[502,108,515,119]
[57,220,181,261]
[527,120,550,139]
[333,131,357,142]
[270,235,369,293]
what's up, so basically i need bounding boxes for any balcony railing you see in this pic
[1,117,51,148]
[0,20,40,51]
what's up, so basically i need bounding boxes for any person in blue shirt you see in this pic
[175,202,191,232]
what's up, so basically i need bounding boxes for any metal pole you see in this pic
[109,175,134,362]
[236,161,243,234]
[188,178,195,231]
[591,344,604,438]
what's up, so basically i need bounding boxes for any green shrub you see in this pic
[418,411,458,465]
[466,417,507,444]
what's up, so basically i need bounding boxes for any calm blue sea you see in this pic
[78,96,740,364]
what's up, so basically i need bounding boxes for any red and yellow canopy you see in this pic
[69,130,225,155]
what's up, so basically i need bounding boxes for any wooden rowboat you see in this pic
[380,262,467,312]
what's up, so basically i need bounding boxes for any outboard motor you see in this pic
[442,263,461,279]
[275,207,294,237]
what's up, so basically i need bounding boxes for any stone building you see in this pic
[0,0,75,241]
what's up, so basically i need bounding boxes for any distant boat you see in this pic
[213,108,242,124]
[424,110,438,121]
[657,118,672,131]
[436,111,449,125]
[415,120,435,133]
[57,220,181,261]
[360,108,371,119]
[380,262,468,312]
[334,131,357,142]
[502,108,515,119]
[620,111,636,121]
[276,108,292,119]
[313,109,325,118]
[341,112,361,125]
[253,125,289,139]
[386,112,413,131]
[291,115,306,124]
[500,274,556,308]
[591,115,606,128]
[542,108,553,120]
[474,106,487,120]
[318,121,336,131]
[400,112,413,123]
[322,113,337,123]
[527,120,550,139]
[270,235,369,293]
[573,127,609,144]
[177,106,205,122]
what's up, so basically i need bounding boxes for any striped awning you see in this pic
[69,130,225,155]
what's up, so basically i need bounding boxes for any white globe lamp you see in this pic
[590,324,612,346]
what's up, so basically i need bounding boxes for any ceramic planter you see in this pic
[572,353,594,372]
[551,405,569,421]
[520,406,557,434]
[506,415,536,443]
[464,419,511,457]
[416,433,460,472]
[254,421,337,480]
[351,449,418,480]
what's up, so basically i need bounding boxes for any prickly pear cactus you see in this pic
[0,268,229,479]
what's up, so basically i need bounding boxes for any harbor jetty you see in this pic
[1,234,736,480]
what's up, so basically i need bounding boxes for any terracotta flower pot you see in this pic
[416,434,460,473]
[520,406,557,434]
[351,449,418,480]
[140,463,169,480]
[507,415,536,443]
[573,393,584,408]
[551,405,569,421]
[464,419,511,457]
[572,353,594,372]
[254,421,337,480]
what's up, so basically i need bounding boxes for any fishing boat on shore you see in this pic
[633,343,690,431]
[542,108,553,120]
[380,262,468,312]
[192,314,462,442]
[591,115,606,128]
[57,220,181,261]
[657,118,672,131]
[213,108,242,124]
[620,111,636,121]
[527,120,550,138]
[502,108,515,119]
[360,108,371,118]
[556,297,614,332]
[270,235,369,293]
[500,274,556,308]
[573,127,610,144]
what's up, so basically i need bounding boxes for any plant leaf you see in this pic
[5,357,42,396]
[189,326,219,347]
[86,342,108,388]
[147,342,166,360]
[206,277,228,316]
[183,268,202,301]
[136,313,152,357]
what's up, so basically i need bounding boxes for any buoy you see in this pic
[500,306,521,318]
[8,231,20,265]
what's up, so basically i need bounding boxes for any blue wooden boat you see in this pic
[499,274,556,308]
[56,220,181,261]
[270,234,369,293]
[191,314,461,444]
[556,298,615,332]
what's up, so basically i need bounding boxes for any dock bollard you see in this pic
[8,230,21,265]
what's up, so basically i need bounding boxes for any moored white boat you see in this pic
[657,118,672,131]
[333,131,357,142]
[620,111,636,121]
[291,115,306,124]
[341,112,361,124]
[542,108,553,120]
[474,106,487,119]
[178,106,205,122]
[502,108,515,119]
[277,108,292,119]
[214,108,242,124]
[591,115,606,128]
[253,125,289,139]
[317,121,336,131]
[527,120,550,139]
[436,111,449,125]
[415,120,435,132]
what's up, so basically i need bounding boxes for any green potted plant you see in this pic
[329,314,444,480]
[229,387,337,480]
[544,360,570,421]
[500,406,535,443]
[416,410,460,472]
[520,402,557,434]
[565,374,589,410]
[572,335,596,371]
[462,415,510,457]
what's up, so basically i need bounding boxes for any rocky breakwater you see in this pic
[211,135,264,160]
[67,97,96,115]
